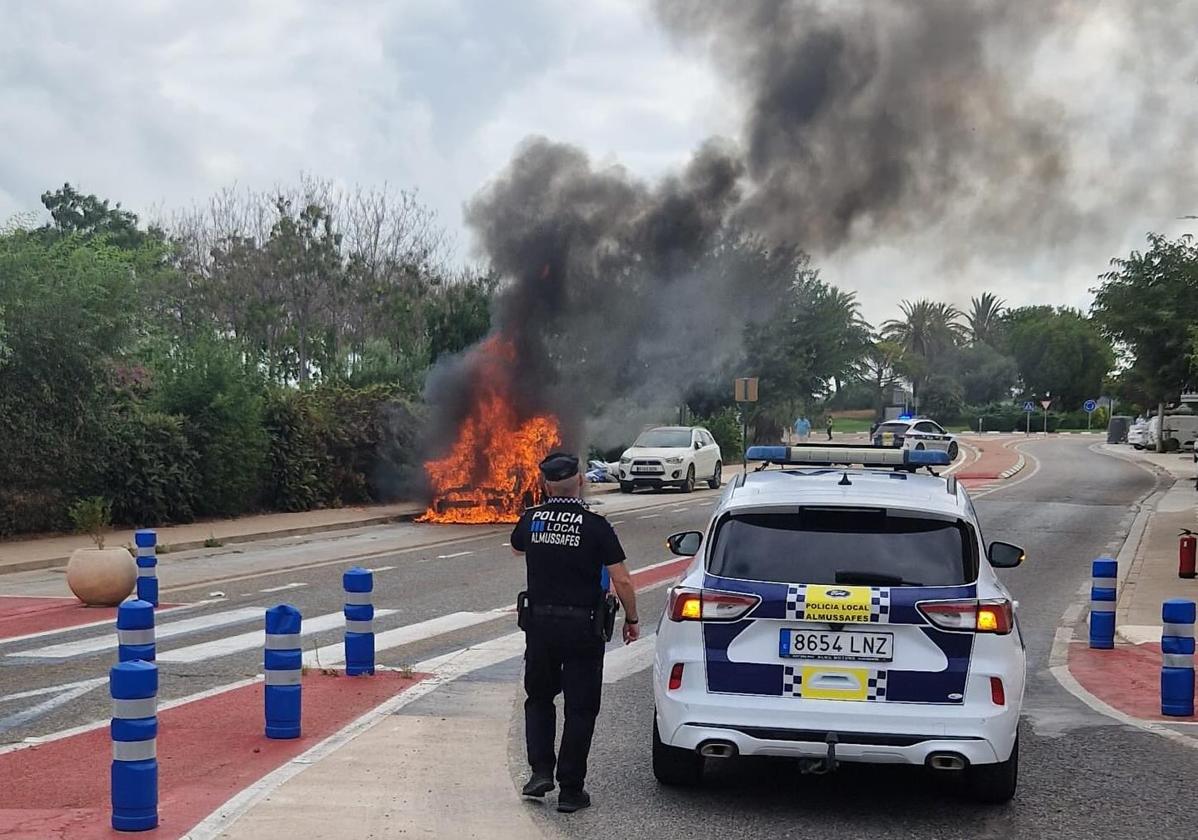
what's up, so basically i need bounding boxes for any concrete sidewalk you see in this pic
[216,680,551,840]
[1106,445,1198,643]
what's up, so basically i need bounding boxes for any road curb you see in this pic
[1046,447,1198,747]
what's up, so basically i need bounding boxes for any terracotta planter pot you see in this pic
[66,547,136,606]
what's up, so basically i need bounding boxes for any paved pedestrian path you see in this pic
[1064,444,1198,723]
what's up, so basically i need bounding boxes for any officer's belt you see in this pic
[530,604,595,620]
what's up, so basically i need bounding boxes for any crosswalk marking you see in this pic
[6,607,264,660]
[159,609,396,664]
[305,609,509,667]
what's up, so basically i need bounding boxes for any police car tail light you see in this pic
[668,663,685,690]
[917,598,1013,634]
[667,588,760,622]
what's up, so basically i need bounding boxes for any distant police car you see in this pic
[651,444,1027,803]
[874,416,960,462]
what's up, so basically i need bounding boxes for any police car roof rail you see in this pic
[745,444,951,473]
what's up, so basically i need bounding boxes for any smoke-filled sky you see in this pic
[2,0,1197,324]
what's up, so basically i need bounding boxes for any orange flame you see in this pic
[418,339,562,524]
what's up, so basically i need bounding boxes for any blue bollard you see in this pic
[111,659,158,831]
[134,530,158,607]
[343,567,375,676]
[1088,557,1117,649]
[264,605,302,739]
[117,600,155,663]
[1161,598,1195,717]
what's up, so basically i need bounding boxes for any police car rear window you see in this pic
[708,508,974,587]
[875,422,909,435]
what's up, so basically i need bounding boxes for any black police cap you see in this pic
[539,452,579,481]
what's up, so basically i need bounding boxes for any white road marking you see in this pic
[0,678,106,732]
[367,566,396,573]
[7,607,264,660]
[610,520,626,525]
[0,602,204,649]
[637,514,660,520]
[304,609,508,667]
[670,507,690,513]
[259,582,307,594]
[603,633,657,683]
[436,551,473,559]
[159,609,397,664]
[0,676,107,704]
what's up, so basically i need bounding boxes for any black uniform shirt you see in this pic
[510,497,626,608]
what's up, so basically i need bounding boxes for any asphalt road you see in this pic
[4,438,1197,838]
[541,437,1198,840]
[0,483,722,743]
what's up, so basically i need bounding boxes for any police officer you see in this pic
[510,451,640,813]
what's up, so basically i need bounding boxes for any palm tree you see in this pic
[881,299,966,409]
[967,293,1007,346]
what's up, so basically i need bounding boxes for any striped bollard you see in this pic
[264,605,302,739]
[111,659,158,831]
[117,600,155,663]
[134,530,158,607]
[343,567,375,676]
[1161,598,1196,717]
[1088,557,1117,649]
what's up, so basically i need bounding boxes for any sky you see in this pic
[2,0,1197,326]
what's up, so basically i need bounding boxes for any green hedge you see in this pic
[0,379,422,537]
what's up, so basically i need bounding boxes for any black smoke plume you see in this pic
[422,0,1198,465]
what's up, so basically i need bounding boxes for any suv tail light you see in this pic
[917,598,1013,634]
[668,588,760,622]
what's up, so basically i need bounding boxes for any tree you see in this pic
[1093,233,1198,405]
[860,339,908,420]
[950,342,1019,405]
[1004,306,1114,409]
[881,299,966,409]
[966,293,1007,346]
[38,183,151,250]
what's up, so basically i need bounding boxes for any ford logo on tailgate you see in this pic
[826,589,852,598]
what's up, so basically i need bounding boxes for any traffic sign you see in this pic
[1084,399,1098,413]
[1040,399,1052,410]
[1023,401,1035,412]
[734,377,758,402]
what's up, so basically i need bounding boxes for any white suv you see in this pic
[652,444,1027,803]
[618,426,722,493]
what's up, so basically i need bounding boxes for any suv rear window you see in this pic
[708,508,975,587]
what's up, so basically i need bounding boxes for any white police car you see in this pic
[651,444,1026,803]
[873,417,960,462]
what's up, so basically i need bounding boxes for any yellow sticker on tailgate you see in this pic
[802,585,873,623]
[800,666,870,701]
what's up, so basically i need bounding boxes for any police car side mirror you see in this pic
[667,531,703,557]
[694,441,702,450]
[987,541,1025,568]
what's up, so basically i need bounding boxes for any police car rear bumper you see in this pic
[667,721,1001,766]
[655,677,1017,766]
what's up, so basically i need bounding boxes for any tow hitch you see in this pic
[798,732,839,775]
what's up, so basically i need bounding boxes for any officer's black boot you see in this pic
[557,788,591,813]
[522,774,555,798]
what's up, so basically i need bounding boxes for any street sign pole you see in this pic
[1041,396,1052,435]
[1022,400,1035,435]
[734,377,759,473]
[1084,399,1097,432]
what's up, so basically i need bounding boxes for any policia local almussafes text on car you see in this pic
[511,451,641,814]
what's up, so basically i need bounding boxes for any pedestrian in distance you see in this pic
[510,452,641,813]
[826,415,834,440]
[798,416,811,442]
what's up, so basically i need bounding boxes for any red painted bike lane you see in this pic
[1068,640,1196,723]
[0,598,183,642]
[0,671,425,839]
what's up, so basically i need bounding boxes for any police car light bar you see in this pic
[746,444,952,468]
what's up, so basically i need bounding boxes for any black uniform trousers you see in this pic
[524,614,605,791]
